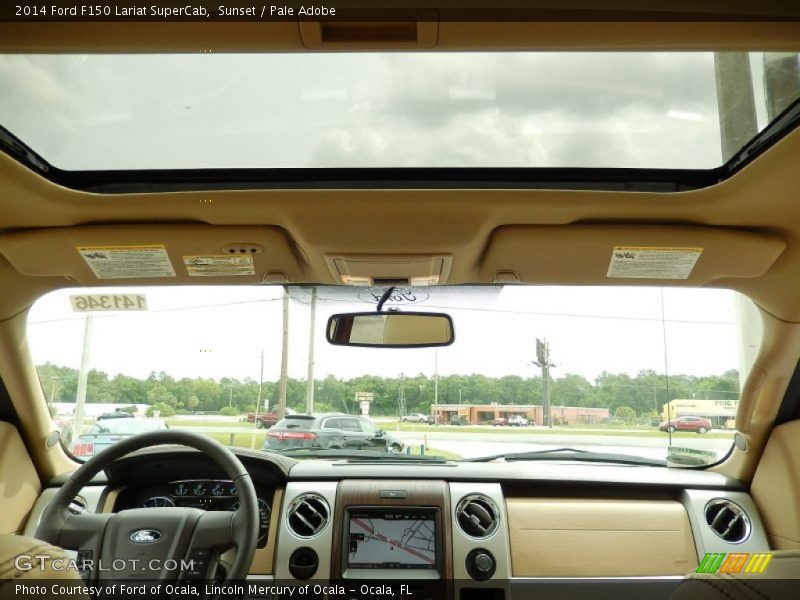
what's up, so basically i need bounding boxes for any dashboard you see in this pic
[25,449,773,600]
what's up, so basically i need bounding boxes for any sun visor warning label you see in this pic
[77,245,176,279]
[607,246,702,279]
[183,254,255,277]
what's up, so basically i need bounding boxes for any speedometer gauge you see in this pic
[143,496,175,508]
[229,498,271,531]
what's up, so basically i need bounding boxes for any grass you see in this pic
[166,418,252,428]
[205,431,268,448]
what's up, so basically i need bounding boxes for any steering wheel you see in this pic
[36,430,259,591]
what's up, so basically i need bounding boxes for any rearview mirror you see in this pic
[326,312,454,348]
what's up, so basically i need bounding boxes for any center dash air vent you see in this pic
[287,494,330,538]
[705,499,751,543]
[456,494,499,538]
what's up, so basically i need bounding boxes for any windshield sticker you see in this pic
[70,294,147,312]
[77,245,176,279]
[357,288,430,304]
[607,246,702,279]
[183,254,255,277]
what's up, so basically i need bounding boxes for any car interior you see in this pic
[1,4,800,600]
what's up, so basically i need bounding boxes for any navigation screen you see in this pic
[348,512,436,569]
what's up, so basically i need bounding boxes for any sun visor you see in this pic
[0,225,305,285]
[479,225,786,286]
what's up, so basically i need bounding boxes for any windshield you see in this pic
[28,285,753,467]
[1,52,799,170]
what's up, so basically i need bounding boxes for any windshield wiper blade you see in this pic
[467,447,667,467]
[266,448,444,461]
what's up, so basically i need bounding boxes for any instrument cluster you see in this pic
[140,479,271,547]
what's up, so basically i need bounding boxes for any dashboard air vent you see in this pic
[287,494,330,538]
[705,499,751,544]
[456,494,499,538]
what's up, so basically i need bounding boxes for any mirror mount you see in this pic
[376,285,396,313]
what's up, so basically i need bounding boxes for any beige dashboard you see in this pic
[506,498,697,577]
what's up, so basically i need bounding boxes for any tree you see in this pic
[146,402,175,417]
[147,384,177,408]
[186,395,200,413]
[614,406,636,422]
[552,374,595,408]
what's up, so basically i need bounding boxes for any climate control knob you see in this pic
[466,548,496,581]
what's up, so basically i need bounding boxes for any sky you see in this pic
[0,52,778,170]
[27,285,747,384]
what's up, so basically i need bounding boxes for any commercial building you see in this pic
[431,403,610,426]
[661,398,738,429]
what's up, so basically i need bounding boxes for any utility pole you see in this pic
[653,377,659,415]
[72,314,93,450]
[228,386,233,408]
[278,287,289,419]
[714,53,758,162]
[305,287,317,415]
[251,349,264,449]
[533,338,555,428]
[48,376,60,414]
[434,348,439,406]
[763,53,800,121]
[398,373,406,418]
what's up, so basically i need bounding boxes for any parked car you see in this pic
[264,413,405,453]
[493,417,509,426]
[246,411,279,429]
[401,413,428,423]
[508,415,530,426]
[449,415,466,426]
[71,418,168,458]
[659,415,713,434]
[425,415,442,425]
[96,410,134,421]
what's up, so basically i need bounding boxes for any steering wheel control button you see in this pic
[466,548,496,581]
[186,548,210,577]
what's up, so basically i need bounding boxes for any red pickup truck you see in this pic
[246,412,279,429]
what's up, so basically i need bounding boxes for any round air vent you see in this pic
[456,494,500,538]
[287,493,330,538]
[705,499,751,544]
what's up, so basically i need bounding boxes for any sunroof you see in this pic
[0,52,798,171]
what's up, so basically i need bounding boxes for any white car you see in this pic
[401,413,428,423]
[508,415,530,426]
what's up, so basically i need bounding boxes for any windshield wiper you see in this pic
[467,447,667,467]
[266,448,446,461]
